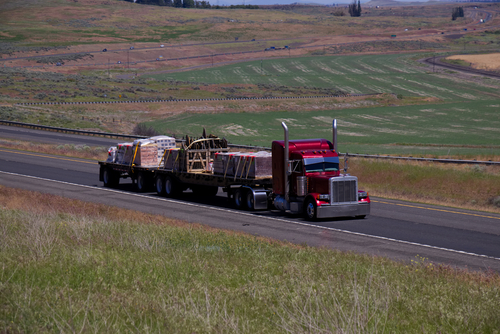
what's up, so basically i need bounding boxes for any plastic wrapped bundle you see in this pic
[106,147,117,163]
[131,139,158,167]
[213,152,241,176]
[235,151,272,178]
[116,143,134,164]
[214,152,272,178]
[150,136,176,162]
[164,148,185,170]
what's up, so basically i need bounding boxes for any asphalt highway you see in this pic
[0,124,123,147]
[0,141,500,272]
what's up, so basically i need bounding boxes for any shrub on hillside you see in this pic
[133,124,160,137]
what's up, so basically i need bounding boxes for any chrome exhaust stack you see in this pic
[332,119,337,152]
[282,121,290,201]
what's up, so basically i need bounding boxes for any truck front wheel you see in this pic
[304,199,317,221]
[103,168,119,188]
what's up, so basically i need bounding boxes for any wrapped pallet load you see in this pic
[149,135,176,163]
[131,139,158,167]
[235,151,272,178]
[115,143,134,164]
[213,151,272,178]
[163,148,185,171]
[106,147,117,163]
[213,152,241,176]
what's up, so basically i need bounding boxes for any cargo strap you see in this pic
[159,149,171,169]
[233,157,242,181]
[245,156,254,179]
[130,145,139,173]
[223,155,232,179]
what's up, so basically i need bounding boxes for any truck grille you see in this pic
[330,176,358,205]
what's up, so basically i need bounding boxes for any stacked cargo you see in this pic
[163,148,185,171]
[115,143,134,164]
[150,136,176,163]
[213,151,272,178]
[131,139,158,167]
[106,147,117,163]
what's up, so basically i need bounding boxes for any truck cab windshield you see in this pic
[304,157,339,172]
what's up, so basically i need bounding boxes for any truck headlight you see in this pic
[318,194,329,200]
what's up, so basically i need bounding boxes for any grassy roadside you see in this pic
[348,158,500,214]
[1,186,499,333]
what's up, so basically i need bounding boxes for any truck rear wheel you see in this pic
[155,176,166,196]
[136,172,148,192]
[234,188,244,209]
[304,199,317,221]
[165,176,181,197]
[103,168,119,188]
[246,191,255,211]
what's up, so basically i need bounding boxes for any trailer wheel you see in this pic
[304,199,317,221]
[155,176,166,196]
[103,168,119,188]
[136,172,148,192]
[246,191,255,211]
[234,188,244,209]
[165,176,181,197]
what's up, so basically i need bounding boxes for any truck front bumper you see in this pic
[316,202,370,219]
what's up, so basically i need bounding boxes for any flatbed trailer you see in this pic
[98,161,273,209]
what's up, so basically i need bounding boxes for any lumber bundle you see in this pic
[213,152,272,178]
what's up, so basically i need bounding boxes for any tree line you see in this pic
[124,0,258,9]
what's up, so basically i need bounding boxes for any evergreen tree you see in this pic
[173,0,182,7]
[348,0,361,17]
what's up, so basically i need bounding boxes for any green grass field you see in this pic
[146,99,500,157]
[146,53,500,101]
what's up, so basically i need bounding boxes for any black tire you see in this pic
[103,168,119,188]
[304,199,317,221]
[165,176,181,197]
[155,175,166,196]
[136,172,148,192]
[234,188,245,209]
[246,191,255,211]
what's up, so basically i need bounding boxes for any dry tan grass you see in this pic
[447,53,500,70]
[349,158,500,214]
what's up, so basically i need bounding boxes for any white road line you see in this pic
[1,170,499,262]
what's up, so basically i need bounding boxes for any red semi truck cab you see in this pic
[271,123,370,220]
